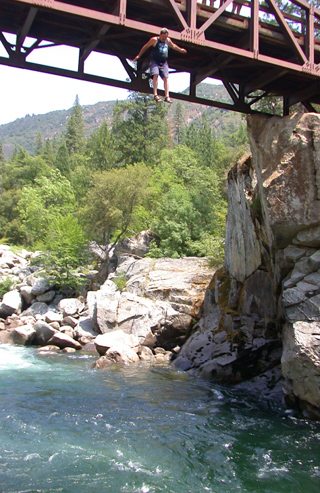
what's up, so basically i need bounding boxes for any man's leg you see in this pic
[164,77,169,99]
[153,74,158,96]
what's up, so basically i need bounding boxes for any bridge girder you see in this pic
[1,0,320,115]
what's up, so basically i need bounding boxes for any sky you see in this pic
[0,36,192,126]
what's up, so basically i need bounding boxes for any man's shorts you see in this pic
[150,60,169,79]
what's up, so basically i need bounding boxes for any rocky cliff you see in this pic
[173,112,320,419]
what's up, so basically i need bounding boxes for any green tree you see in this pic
[0,190,24,244]
[0,142,5,163]
[65,95,85,155]
[149,183,200,258]
[18,168,77,245]
[112,93,170,166]
[0,149,53,243]
[69,156,92,201]
[35,132,43,156]
[85,120,119,171]
[81,163,151,251]
[2,149,51,190]
[39,214,90,293]
[173,101,185,145]
[52,134,59,155]
[43,138,55,165]
[146,145,227,258]
[55,139,71,177]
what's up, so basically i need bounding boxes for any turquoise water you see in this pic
[0,344,320,493]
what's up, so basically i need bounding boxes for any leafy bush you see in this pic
[0,277,15,299]
[38,214,92,294]
[113,270,127,291]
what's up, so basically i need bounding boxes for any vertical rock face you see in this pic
[247,112,320,248]
[173,112,320,417]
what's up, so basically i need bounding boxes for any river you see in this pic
[0,343,319,492]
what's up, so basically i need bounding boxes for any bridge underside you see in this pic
[1,0,320,115]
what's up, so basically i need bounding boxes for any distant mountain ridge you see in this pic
[0,83,242,158]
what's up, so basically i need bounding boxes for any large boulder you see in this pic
[87,257,212,349]
[30,277,52,296]
[224,155,262,282]
[114,230,157,257]
[247,112,320,249]
[11,324,36,345]
[47,331,82,350]
[22,302,50,317]
[58,298,85,317]
[282,321,320,418]
[95,329,140,356]
[0,290,23,317]
[33,321,58,346]
[93,344,140,368]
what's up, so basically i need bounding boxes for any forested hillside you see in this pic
[0,91,249,290]
[0,84,243,158]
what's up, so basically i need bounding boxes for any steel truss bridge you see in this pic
[1,0,320,115]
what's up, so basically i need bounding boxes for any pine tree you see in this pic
[112,93,170,166]
[65,95,86,155]
[173,101,185,145]
[0,142,5,163]
[86,120,119,171]
[55,139,71,176]
[35,132,43,156]
[43,138,55,165]
[52,134,59,155]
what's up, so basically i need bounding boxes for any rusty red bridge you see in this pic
[1,0,320,115]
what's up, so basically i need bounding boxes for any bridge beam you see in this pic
[1,0,320,116]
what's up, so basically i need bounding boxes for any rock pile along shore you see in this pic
[0,241,213,368]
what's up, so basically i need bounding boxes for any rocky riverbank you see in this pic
[0,240,213,368]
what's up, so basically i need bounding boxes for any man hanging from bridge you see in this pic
[133,28,187,104]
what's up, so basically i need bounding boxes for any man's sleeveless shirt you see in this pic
[151,38,169,63]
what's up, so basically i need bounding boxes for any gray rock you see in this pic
[59,325,75,338]
[78,316,97,336]
[224,155,262,283]
[283,271,307,289]
[283,245,307,263]
[242,270,276,319]
[92,356,113,370]
[282,287,308,307]
[48,332,82,350]
[45,311,63,324]
[282,322,320,411]
[58,298,84,317]
[37,290,56,303]
[294,224,320,247]
[62,316,78,328]
[12,324,36,345]
[30,278,52,296]
[114,230,156,257]
[86,291,98,331]
[19,285,34,305]
[0,290,23,317]
[138,346,154,361]
[105,344,139,365]
[95,329,140,356]
[95,283,120,333]
[23,302,50,317]
[33,321,58,346]
[0,330,14,344]
[304,271,320,286]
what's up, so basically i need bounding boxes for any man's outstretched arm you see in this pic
[168,38,187,54]
[133,37,157,62]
